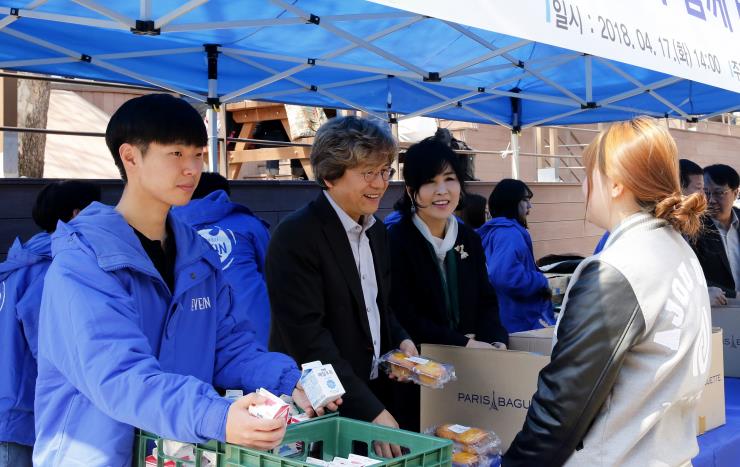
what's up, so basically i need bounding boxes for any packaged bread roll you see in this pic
[433,424,501,456]
[379,351,456,389]
[451,451,480,467]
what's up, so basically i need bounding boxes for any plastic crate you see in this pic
[135,414,452,467]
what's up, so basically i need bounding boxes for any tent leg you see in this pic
[511,130,520,180]
[204,44,220,174]
[390,115,401,180]
[207,107,218,173]
[218,105,227,176]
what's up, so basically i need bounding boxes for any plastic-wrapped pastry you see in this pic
[451,451,480,467]
[379,351,456,389]
[433,424,501,456]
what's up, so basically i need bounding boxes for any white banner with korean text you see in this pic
[372,0,740,93]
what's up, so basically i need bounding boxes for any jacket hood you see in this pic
[52,202,218,277]
[0,232,51,278]
[476,217,523,237]
[172,190,268,229]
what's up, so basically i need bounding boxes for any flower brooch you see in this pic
[454,244,469,259]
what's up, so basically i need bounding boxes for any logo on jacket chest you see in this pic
[197,226,236,270]
[191,296,212,311]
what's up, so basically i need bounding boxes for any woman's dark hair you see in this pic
[488,178,533,228]
[32,180,102,233]
[397,138,468,216]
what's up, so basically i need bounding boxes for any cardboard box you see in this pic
[696,327,725,435]
[711,300,740,377]
[422,327,724,448]
[508,327,555,356]
[420,345,549,452]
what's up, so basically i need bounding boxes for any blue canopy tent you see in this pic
[1,0,739,172]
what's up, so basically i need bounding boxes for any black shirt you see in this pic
[132,223,176,293]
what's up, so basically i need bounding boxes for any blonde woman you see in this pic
[505,118,710,466]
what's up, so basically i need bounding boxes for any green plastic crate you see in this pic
[135,414,452,467]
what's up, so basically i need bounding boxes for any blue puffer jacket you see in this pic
[477,218,555,333]
[173,190,272,345]
[34,203,300,467]
[0,232,51,446]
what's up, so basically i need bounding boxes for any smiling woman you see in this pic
[387,137,508,431]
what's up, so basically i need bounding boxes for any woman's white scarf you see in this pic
[412,213,458,272]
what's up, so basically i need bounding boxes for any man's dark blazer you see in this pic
[692,207,740,298]
[266,192,409,422]
[387,215,509,347]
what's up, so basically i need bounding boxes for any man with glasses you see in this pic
[692,164,740,305]
[265,116,416,458]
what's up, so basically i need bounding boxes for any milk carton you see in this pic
[300,361,346,409]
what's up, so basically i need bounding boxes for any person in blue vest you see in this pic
[0,180,100,467]
[477,179,555,333]
[173,172,271,346]
[33,94,339,466]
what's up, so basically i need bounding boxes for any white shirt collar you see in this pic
[712,209,739,232]
[324,191,376,233]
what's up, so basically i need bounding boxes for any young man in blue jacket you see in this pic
[33,94,338,466]
[172,172,272,346]
[0,181,100,467]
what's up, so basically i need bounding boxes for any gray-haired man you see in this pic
[266,116,416,457]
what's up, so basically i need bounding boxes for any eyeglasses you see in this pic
[361,166,396,183]
[703,189,734,200]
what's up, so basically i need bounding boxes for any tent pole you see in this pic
[206,107,218,173]
[218,105,227,177]
[511,130,520,180]
[389,114,401,181]
[510,90,522,180]
[205,44,219,173]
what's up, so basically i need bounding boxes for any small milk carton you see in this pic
[300,361,346,409]
[247,388,291,421]
[347,454,383,465]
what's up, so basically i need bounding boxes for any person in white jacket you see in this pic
[505,117,711,467]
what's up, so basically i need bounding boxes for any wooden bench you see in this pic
[225,101,314,180]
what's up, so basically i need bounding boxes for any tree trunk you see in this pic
[17,79,51,178]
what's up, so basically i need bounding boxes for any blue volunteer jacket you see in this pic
[172,190,271,345]
[34,203,300,466]
[0,232,51,446]
[477,218,555,333]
